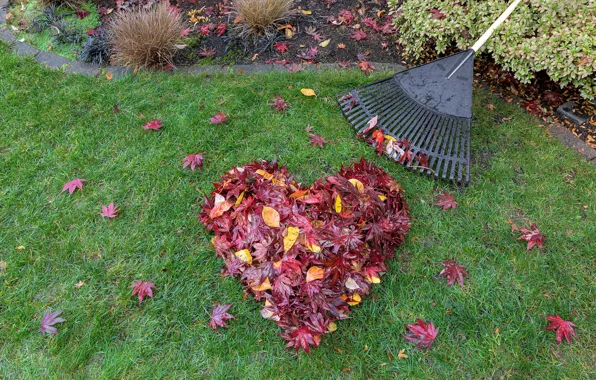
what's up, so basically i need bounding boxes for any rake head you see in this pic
[339,50,474,185]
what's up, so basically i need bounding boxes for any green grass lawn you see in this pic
[0,42,594,378]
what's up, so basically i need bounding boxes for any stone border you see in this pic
[1,7,594,166]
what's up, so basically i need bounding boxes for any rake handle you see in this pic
[446,0,522,79]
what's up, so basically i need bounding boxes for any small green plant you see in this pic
[388,0,596,99]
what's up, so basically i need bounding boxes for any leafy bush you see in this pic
[389,0,596,99]
[233,0,295,36]
[109,2,184,68]
[199,159,411,352]
[79,28,111,64]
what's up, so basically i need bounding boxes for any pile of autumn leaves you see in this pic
[199,159,411,352]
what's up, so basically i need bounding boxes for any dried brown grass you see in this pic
[109,3,184,69]
[39,0,84,10]
[234,0,295,36]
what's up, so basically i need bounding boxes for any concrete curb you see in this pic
[547,123,596,165]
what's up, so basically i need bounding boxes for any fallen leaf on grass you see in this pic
[183,153,205,171]
[210,303,234,330]
[75,280,84,288]
[434,191,457,210]
[131,280,155,305]
[40,310,65,334]
[438,259,468,288]
[269,94,288,111]
[210,112,228,124]
[101,202,119,218]
[546,314,576,344]
[309,133,327,148]
[512,222,544,251]
[0,261,6,272]
[106,72,113,80]
[300,88,317,97]
[405,319,438,350]
[62,178,86,194]
[142,119,163,130]
[398,349,408,359]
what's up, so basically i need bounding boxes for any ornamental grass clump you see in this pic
[233,0,295,37]
[109,2,184,69]
[200,159,411,353]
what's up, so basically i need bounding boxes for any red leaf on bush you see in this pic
[309,133,327,148]
[130,280,155,304]
[199,47,217,57]
[543,91,562,107]
[183,153,205,171]
[351,31,367,41]
[39,310,66,334]
[521,101,542,116]
[273,41,290,55]
[405,319,438,350]
[62,178,86,194]
[434,191,457,210]
[439,259,468,287]
[199,24,211,36]
[512,222,545,250]
[209,303,234,330]
[269,94,288,111]
[358,61,375,76]
[210,112,228,124]
[361,17,378,29]
[546,314,576,344]
[180,28,191,37]
[97,7,110,15]
[75,9,89,19]
[142,119,163,130]
[101,202,118,218]
[429,9,445,19]
[215,23,227,37]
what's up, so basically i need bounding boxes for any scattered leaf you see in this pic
[546,314,576,344]
[301,88,317,97]
[398,349,408,359]
[183,153,205,171]
[209,303,234,330]
[142,119,163,130]
[513,222,545,251]
[438,259,468,288]
[434,191,457,210]
[39,310,65,334]
[101,202,119,218]
[405,319,438,350]
[309,133,327,148]
[62,178,86,194]
[319,39,331,48]
[130,280,155,304]
[210,112,228,124]
[269,94,288,111]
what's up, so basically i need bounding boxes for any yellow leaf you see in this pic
[262,206,280,228]
[235,190,246,207]
[328,322,337,332]
[273,260,282,269]
[0,261,6,272]
[348,178,364,193]
[306,241,321,253]
[335,194,342,213]
[300,88,317,97]
[378,195,387,201]
[284,226,300,252]
[15,246,25,250]
[75,280,84,288]
[319,39,331,48]
[256,169,273,180]
[306,266,324,282]
[366,273,381,284]
[285,28,294,38]
[398,349,408,359]
[347,293,361,306]
[234,249,253,265]
[251,277,271,291]
[301,10,312,15]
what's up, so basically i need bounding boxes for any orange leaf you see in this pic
[306,266,324,282]
[251,277,271,291]
[234,249,252,265]
[262,206,280,228]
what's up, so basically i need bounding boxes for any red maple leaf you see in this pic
[297,47,319,61]
[371,129,385,155]
[130,280,155,305]
[75,9,89,19]
[405,319,438,350]
[513,222,545,251]
[358,61,375,76]
[273,41,290,55]
[415,152,429,168]
[209,303,234,330]
[39,309,66,334]
[439,259,468,288]
[183,153,205,171]
[546,314,577,344]
[101,202,119,218]
[429,9,445,19]
[215,23,227,37]
[199,47,217,57]
[309,133,327,148]
[142,119,163,130]
[210,112,228,124]
[338,9,354,24]
[282,326,320,353]
[434,191,457,210]
[62,178,86,194]
[351,30,367,41]
[199,24,211,36]
[180,28,191,37]
[286,63,303,72]
[269,94,288,111]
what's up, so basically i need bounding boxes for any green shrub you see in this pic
[389,0,596,99]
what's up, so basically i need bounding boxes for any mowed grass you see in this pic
[0,42,594,378]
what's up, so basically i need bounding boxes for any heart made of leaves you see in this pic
[200,159,411,353]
